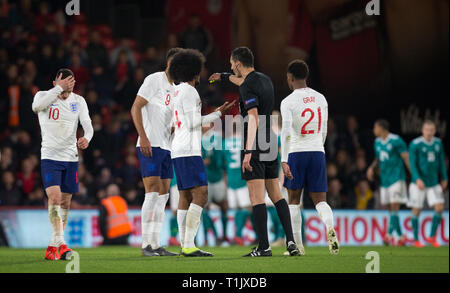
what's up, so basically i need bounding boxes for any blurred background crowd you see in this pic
[0,0,448,211]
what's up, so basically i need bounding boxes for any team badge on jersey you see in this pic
[70,102,78,113]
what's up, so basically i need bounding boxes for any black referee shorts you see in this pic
[241,151,279,181]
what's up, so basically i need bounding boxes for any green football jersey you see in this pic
[201,134,224,184]
[374,133,408,188]
[170,168,177,187]
[409,136,448,187]
[223,136,247,190]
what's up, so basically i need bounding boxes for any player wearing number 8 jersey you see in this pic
[280,60,339,255]
[32,68,93,260]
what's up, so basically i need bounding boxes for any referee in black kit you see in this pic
[209,47,299,257]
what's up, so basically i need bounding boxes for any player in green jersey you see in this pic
[169,169,180,246]
[367,119,410,246]
[408,120,448,248]
[201,130,229,245]
[223,126,253,245]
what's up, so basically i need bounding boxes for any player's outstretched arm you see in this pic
[367,158,378,181]
[208,73,245,86]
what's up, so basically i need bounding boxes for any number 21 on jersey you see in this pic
[301,106,321,134]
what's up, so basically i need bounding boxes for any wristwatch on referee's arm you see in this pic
[221,72,231,82]
[243,149,252,155]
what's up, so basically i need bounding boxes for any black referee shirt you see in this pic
[238,71,276,154]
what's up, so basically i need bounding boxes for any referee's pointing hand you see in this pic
[242,153,253,173]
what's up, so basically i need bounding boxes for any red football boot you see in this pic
[169,236,180,246]
[58,244,73,260]
[397,236,406,247]
[383,234,392,246]
[44,246,60,260]
[233,236,245,246]
[413,241,425,248]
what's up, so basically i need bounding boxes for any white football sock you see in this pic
[149,193,169,249]
[184,203,203,249]
[48,205,64,247]
[289,204,303,247]
[177,209,188,248]
[315,201,334,231]
[141,192,158,249]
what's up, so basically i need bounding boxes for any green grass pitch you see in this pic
[0,246,448,273]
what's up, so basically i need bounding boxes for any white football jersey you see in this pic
[170,83,204,159]
[280,87,328,162]
[33,88,91,162]
[136,71,175,151]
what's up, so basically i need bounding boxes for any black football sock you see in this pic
[252,204,270,250]
[275,199,295,245]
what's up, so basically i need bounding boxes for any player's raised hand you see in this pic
[55,74,75,92]
[216,100,236,115]
[366,167,374,182]
[140,136,152,157]
[242,153,253,173]
[282,162,293,180]
[208,73,221,83]
[77,137,89,150]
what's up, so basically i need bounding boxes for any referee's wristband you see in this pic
[243,150,252,155]
[221,72,231,82]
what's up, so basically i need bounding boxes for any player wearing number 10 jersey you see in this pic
[280,60,339,255]
[32,68,93,260]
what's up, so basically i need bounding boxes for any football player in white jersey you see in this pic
[32,69,93,260]
[169,49,235,257]
[131,48,184,256]
[280,60,339,255]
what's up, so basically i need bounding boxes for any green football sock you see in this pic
[429,212,442,238]
[267,206,281,239]
[393,213,402,236]
[202,211,218,238]
[221,212,228,239]
[301,210,306,243]
[170,216,178,237]
[235,210,248,238]
[411,216,419,241]
[388,213,396,235]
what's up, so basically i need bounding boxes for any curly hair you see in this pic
[168,49,205,83]
[287,59,309,80]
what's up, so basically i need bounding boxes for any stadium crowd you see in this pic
[0,0,445,212]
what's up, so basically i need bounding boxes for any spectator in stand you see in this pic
[16,156,38,196]
[15,130,38,160]
[116,154,140,187]
[0,146,16,172]
[113,49,134,88]
[85,31,109,70]
[36,44,59,89]
[115,66,145,110]
[327,178,343,209]
[85,89,102,115]
[123,185,140,206]
[38,23,61,49]
[179,14,213,56]
[348,156,368,193]
[110,39,137,68]
[23,186,45,206]
[325,117,339,160]
[353,178,375,210]
[141,46,164,76]
[69,53,89,93]
[0,170,22,206]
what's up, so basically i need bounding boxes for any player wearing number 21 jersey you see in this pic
[280,60,338,255]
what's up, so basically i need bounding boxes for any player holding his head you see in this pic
[408,120,448,247]
[280,60,338,255]
[131,48,184,257]
[169,49,235,257]
[367,119,410,246]
[209,47,299,257]
[32,69,93,260]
